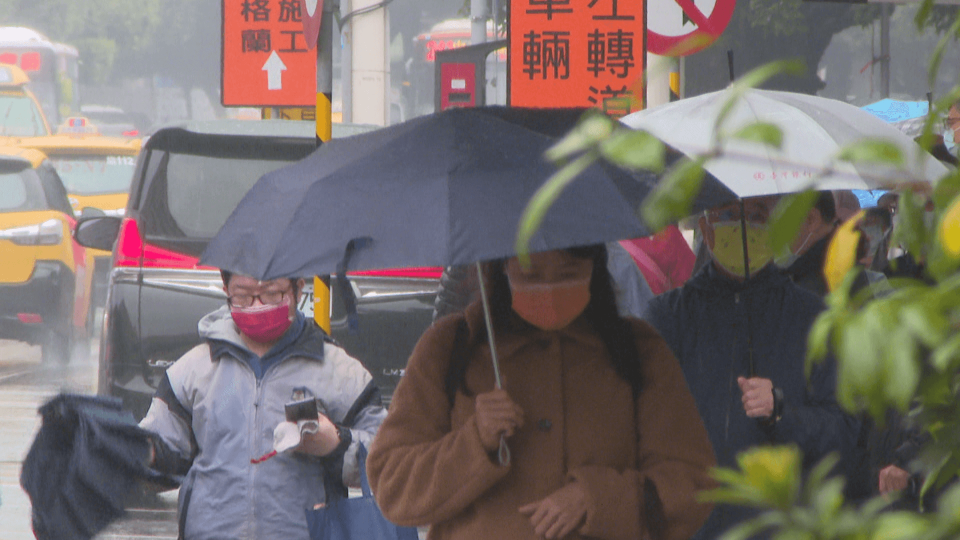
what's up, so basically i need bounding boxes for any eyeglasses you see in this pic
[227,288,292,308]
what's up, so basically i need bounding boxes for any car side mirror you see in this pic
[74,216,122,252]
[80,206,107,219]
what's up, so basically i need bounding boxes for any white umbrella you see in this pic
[620,89,948,197]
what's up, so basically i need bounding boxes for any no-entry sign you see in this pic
[509,0,646,119]
[647,0,735,56]
[222,0,316,107]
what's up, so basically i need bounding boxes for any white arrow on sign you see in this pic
[263,51,287,90]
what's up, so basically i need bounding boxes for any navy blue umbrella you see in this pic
[201,106,668,280]
[20,394,179,540]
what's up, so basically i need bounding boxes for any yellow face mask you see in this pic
[710,221,774,277]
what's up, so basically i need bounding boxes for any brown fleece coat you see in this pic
[367,302,716,540]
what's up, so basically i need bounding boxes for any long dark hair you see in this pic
[444,244,643,404]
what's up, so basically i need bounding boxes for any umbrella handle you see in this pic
[476,261,510,467]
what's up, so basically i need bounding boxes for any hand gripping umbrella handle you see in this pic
[476,262,511,467]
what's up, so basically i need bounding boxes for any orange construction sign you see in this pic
[222,0,316,107]
[509,0,646,119]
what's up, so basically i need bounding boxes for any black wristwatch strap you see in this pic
[759,387,784,427]
[770,387,784,423]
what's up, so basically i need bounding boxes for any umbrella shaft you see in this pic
[476,262,503,389]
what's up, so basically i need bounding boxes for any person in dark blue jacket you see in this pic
[643,195,861,540]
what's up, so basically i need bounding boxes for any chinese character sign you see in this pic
[509,0,645,119]
[222,0,316,106]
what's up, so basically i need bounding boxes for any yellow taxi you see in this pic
[15,119,141,311]
[0,145,92,363]
[0,63,50,137]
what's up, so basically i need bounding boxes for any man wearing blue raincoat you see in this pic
[643,195,861,540]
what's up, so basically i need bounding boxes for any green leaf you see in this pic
[598,129,666,172]
[731,122,784,150]
[884,327,920,411]
[835,138,906,168]
[639,158,706,232]
[713,59,806,136]
[932,170,960,213]
[872,511,931,539]
[544,112,613,164]
[930,333,960,372]
[717,515,782,540]
[927,16,960,89]
[805,311,834,364]
[891,189,929,260]
[901,302,947,348]
[769,190,817,257]
[731,58,806,94]
[516,153,597,263]
[914,0,936,30]
[810,476,845,518]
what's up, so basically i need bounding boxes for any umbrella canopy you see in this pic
[201,106,663,280]
[862,98,930,138]
[620,89,948,199]
[861,98,929,124]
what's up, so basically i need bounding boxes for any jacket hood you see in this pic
[199,305,245,347]
[686,260,792,295]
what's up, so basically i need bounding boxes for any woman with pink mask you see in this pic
[367,245,716,540]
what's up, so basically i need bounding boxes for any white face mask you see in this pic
[945,128,956,151]
[774,230,814,269]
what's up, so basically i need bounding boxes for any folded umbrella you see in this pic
[20,393,178,540]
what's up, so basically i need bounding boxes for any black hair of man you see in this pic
[815,191,837,224]
[219,270,299,295]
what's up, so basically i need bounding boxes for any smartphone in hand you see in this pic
[284,398,319,422]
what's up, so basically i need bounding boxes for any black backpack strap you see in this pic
[443,318,472,407]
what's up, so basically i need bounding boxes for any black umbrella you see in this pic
[201,106,661,280]
[20,393,178,540]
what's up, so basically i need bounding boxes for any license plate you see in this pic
[298,283,315,318]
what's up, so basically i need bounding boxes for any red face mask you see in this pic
[230,299,293,343]
[509,277,591,331]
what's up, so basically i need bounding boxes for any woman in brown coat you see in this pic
[367,246,716,540]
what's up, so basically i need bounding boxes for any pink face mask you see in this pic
[509,277,591,331]
[230,299,293,343]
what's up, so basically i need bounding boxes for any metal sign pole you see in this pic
[313,1,335,334]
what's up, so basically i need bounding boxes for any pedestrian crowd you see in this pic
[20,101,959,540]
[131,187,939,540]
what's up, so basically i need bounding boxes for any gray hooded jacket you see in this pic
[140,307,386,540]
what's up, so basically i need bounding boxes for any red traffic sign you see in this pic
[299,0,324,50]
[222,0,317,107]
[647,0,735,56]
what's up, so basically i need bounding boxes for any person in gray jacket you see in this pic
[140,270,387,540]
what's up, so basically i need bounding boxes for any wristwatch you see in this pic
[760,387,784,427]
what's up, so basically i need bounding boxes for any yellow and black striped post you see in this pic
[669,70,680,102]
[312,3,334,334]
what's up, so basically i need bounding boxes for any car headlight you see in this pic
[102,208,126,218]
[0,218,64,246]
